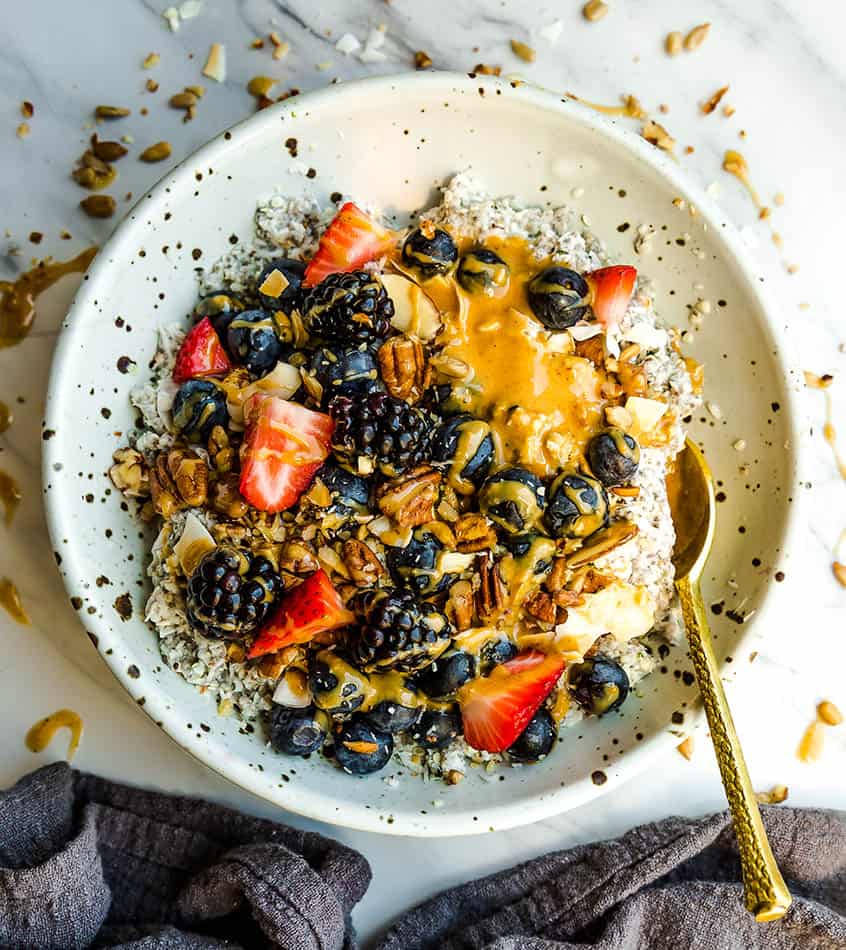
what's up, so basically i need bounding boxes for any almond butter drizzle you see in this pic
[566,93,647,119]
[0,247,97,348]
[26,709,83,760]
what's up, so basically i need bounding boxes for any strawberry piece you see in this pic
[458,650,565,753]
[247,569,353,658]
[303,202,394,287]
[586,265,637,331]
[172,317,232,383]
[239,394,334,513]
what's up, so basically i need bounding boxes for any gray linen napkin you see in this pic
[377,808,846,950]
[0,762,369,950]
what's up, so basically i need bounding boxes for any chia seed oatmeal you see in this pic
[109,173,700,781]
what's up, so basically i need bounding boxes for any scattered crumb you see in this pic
[817,700,843,726]
[797,718,824,763]
[16,123,30,139]
[684,23,711,51]
[473,63,501,76]
[665,31,682,56]
[755,784,789,805]
[701,85,729,115]
[676,736,694,760]
[833,562,846,587]
[582,0,609,22]
[143,52,160,69]
[786,263,799,275]
[146,79,159,93]
[658,103,669,114]
[642,119,675,153]
[270,33,290,60]
[21,101,34,119]
[774,192,785,206]
[510,39,536,63]
[414,50,432,70]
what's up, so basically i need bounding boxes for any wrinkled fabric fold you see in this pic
[0,763,369,950]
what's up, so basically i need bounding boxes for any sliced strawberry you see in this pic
[172,317,232,383]
[586,265,637,331]
[248,569,353,658]
[303,202,394,287]
[458,650,565,753]
[239,394,334,513]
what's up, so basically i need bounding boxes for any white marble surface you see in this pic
[1,0,845,943]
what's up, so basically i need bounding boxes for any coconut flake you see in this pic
[173,513,216,575]
[621,322,668,350]
[568,322,604,342]
[202,43,226,83]
[336,33,361,55]
[178,0,204,19]
[162,7,181,31]
[538,19,563,44]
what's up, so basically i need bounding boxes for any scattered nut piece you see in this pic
[524,589,558,625]
[476,556,506,623]
[375,466,441,528]
[342,539,384,586]
[445,579,474,631]
[756,784,788,805]
[445,769,464,785]
[109,447,149,496]
[454,513,497,553]
[208,473,248,519]
[139,141,172,163]
[683,23,711,51]
[278,540,319,575]
[701,85,729,115]
[143,52,160,69]
[732,439,747,452]
[149,447,208,517]
[378,336,431,403]
[414,50,432,69]
[642,119,676,153]
[676,736,694,760]
[797,718,824,763]
[818,700,843,726]
[269,33,291,60]
[95,105,131,119]
[774,192,785,206]
[146,78,160,93]
[21,101,34,118]
[80,195,117,218]
[16,123,31,139]
[665,31,683,55]
[833,562,846,587]
[722,103,736,117]
[91,137,128,161]
[510,39,536,62]
[473,63,501,76]
[169,91,198,109]
[247,76,276,98]
[202,42,227,81]
[250,38,264,49]
[582,0,609,22]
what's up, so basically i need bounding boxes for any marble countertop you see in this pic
[1,0,844,942]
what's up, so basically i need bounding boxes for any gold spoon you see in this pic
[668,438,792,922]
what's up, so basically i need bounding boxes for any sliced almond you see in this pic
[797,719,824,763]
[665,31,683,55]
[202,42,227,82]
[684,23,711,52]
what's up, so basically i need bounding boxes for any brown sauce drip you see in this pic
[0,576,29,624]
[0,470,22,524]
[567,93,647,119]
[722,151,765,212]
[26,709,83,760]
[0,400,11,433]
[0,247,97,347]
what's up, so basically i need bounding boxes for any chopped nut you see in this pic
[665,31,683,55]
[257,652,287,679]
[80,195,117,218]
[208,473,249,519]
[203,42,227,82]
[574,334,605,367]
[414,50,432,69]
[278,540,319,575]
[701,85,729,114]
[16,122,30,139]
[91,137,128,161]
[445,769,464,785]
[476,556,506,623]
[169,91,198,109]
[21,101,34,118]
[833,562,846,588]
[146,78,160,93]
[524,589,558,624]
[185,85,205,98]
[677,736,694,760]
[143,52,160,69]
[797,719,825,763]
[446,579,474,631]
[723,104,736,117]
[818,700,843,726]
[139,141,172,163]
[642,119,676,153]
[207,425,235,473]
[510,39,536,63]
[375,466,441,528]
[684,23,711,51]
[342,539,384,586]
[95,105,131,119]
[108,447,149,497]
[247,76,276,98]
[378,336,431,403]
[149,447,208,517]
[453,513,497,553]
[582,0,608,22]
[756,784,789,805]
[544,557,568,593]
[473,63,501,76]
[72,155,116,191]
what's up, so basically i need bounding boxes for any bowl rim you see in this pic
[43,70,805,836]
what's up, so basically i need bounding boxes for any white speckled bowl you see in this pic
[43,73,802,836]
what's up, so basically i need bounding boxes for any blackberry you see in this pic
[330,392,433,476]
[301,271,394,344]
[350,587,452,672]
[186,547,282,640]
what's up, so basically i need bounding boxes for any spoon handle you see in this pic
[676,574,792,922]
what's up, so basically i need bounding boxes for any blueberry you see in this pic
[569,656,630,715]
[456,247,509,295]
[269,704,329,756]
[256,257,306,313]
[193,291,243,338]
[497,533,556,576]
[385,528,458,595]
[527,266,589,330]
[334,715,394,775]
[479,638,518,673]
[364,701,422,735]
[507,709,555,762]
[415,651,477,699]
[306,344,385,408]
[411,708,462,749]
[402,227,458,278]
[479,467,546,535]
[309,461,371,522]
[588,427,640,486]
[430,414,495,494]
[172,379,228,443]
[544,471,609,539]
[310,652,370,716]
[226,309,287,376]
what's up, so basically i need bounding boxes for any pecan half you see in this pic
[476,556,506,624]
[208,473,249,519]
[375,465,441,528]
[544,556,568,593]
[149,447,208,517]
[377,336,431,404]
[446,579,474,632]
[454,513,497,553]
[278,540,319,575]
[109,447,149,497]
[342,539,384,586]
[524,589,558,625]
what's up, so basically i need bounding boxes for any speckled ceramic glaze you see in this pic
[43,73,802,836]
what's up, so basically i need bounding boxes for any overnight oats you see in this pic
[109,173,700,780]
